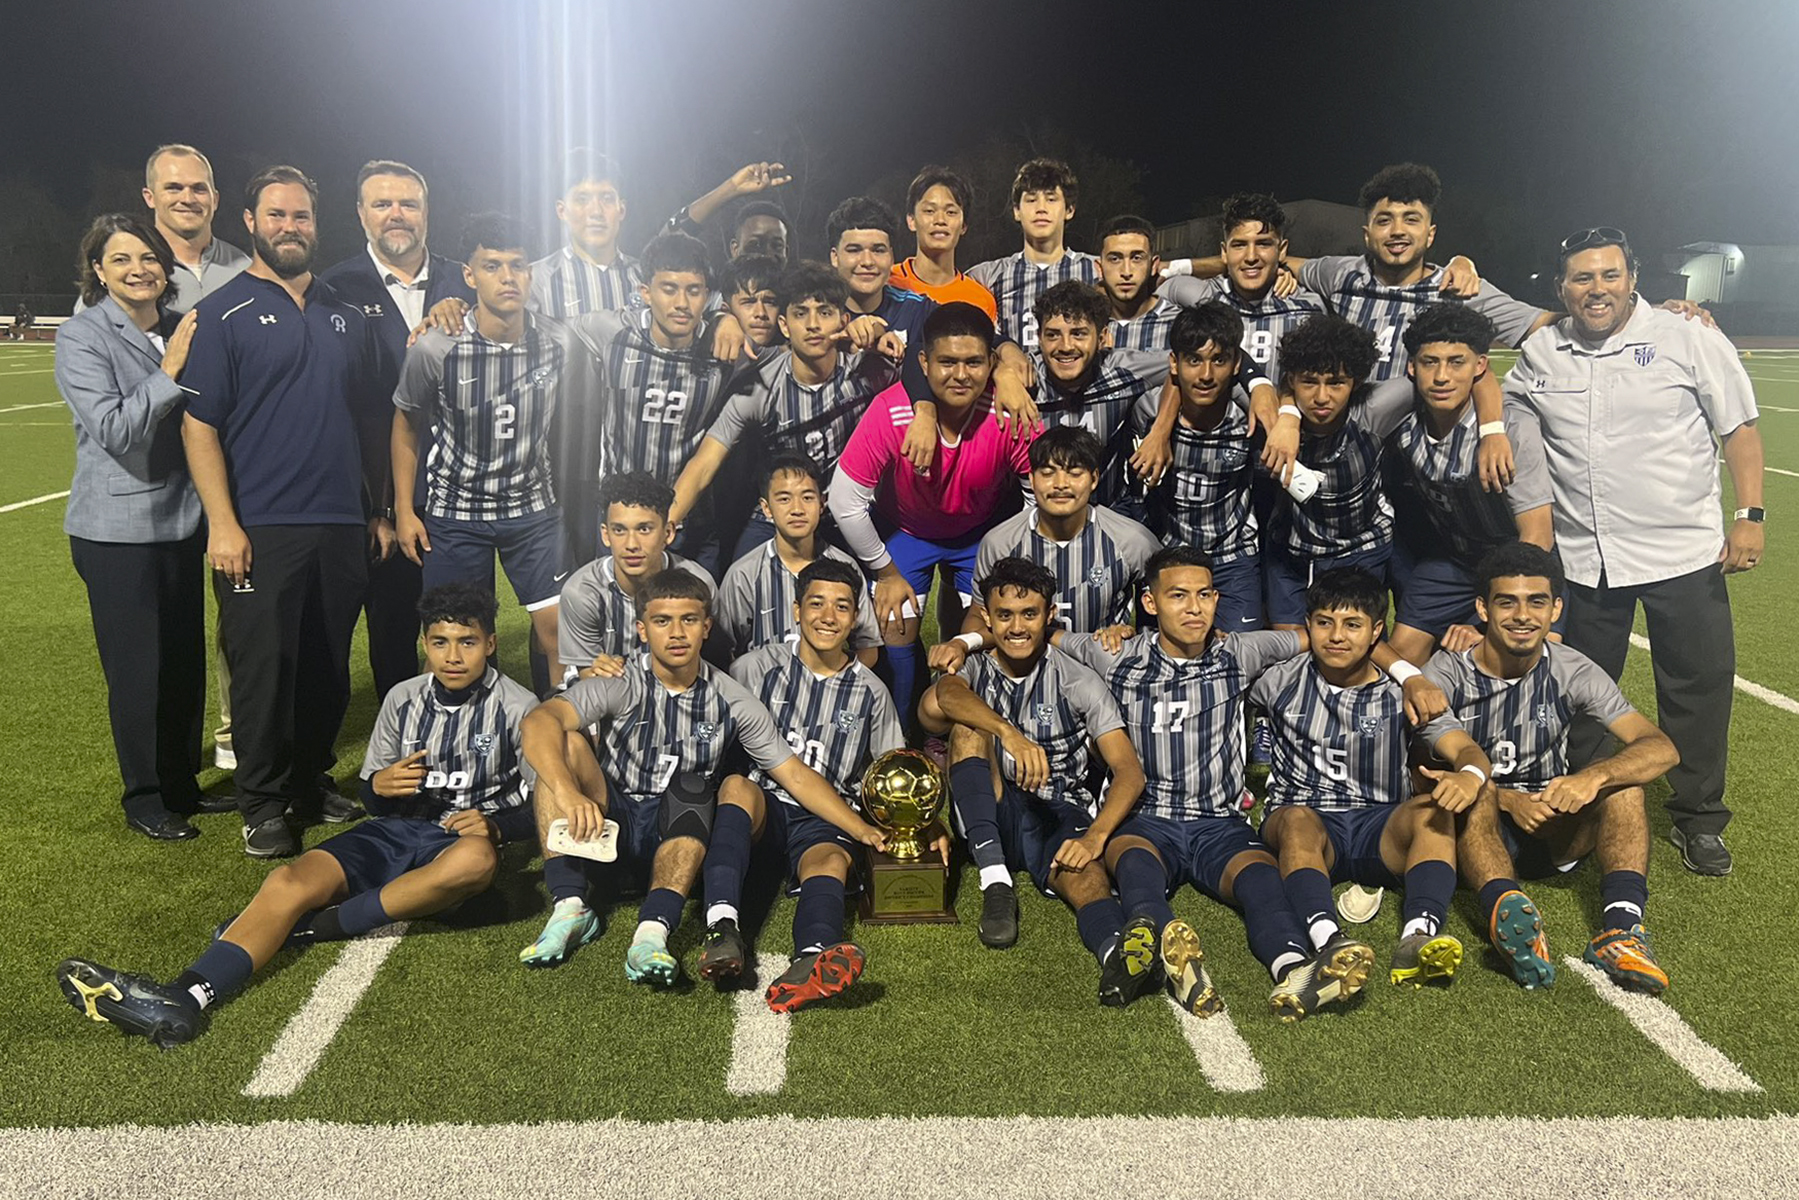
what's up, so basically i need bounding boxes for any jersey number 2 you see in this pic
[643,388,688,425]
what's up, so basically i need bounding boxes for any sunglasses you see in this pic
[1560,227,1631,254]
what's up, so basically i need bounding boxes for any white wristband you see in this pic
[954,633,984,650]
[1459,763,1488,783]
[1277,404,1302,420]
[1478,421,1506,438]
[1385,659,1422,686]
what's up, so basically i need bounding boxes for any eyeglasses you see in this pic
[1560,227,1630,254]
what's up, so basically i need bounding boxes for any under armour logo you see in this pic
[258,314,278,325]
[330,314,347,333]
[362,303,385,317]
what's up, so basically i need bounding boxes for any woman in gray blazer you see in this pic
[57,213,212,840]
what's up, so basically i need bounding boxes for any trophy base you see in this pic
[859,846,957,924]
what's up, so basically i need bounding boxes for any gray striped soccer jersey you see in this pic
[529,246,644,317]
[1062,630,1301,820]
[556,553,716,667]
[713,541,881,660]
[975,504,1161,632]
[1273,379,1413,559]
[1029,347,1168,508]
[1108,298,1183,352]
[1136,389,1260,561]
[956,646,1126,810]
[1385,399,1551,567]
[359,667,539,819]
[729,642,905,809]
[1159,274,1326,383]
[967,249,1099,347]
[705,346,899,472]
[570,308,736,483]
[1422,642,1635,792]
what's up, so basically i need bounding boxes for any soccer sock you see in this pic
[543,855,590,905]
[1114,848,1175,930]
[334,888,393,939]
[1400,861,1457,939]
[1282,867,1341,951]
[1600,870,1649,932]
[637,886,686,935]
[703,804,754,917]
[793,876,847,956]
[173,940,253,1010]
[1231,862,1312,981]
[883,640,920,730]
[1075,897,1126,965]
[949,759,1005,876]
[1478,878,1522,936]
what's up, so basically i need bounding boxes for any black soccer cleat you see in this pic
[56,958,202,1048]
[978,882,1018,948]
[1097,916,1162,1008]
[765,942,867,1013]
[699,918,747,985]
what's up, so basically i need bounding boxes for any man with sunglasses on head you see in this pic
[1502,227,1762,877]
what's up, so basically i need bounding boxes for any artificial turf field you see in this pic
[1,338,1796,1196]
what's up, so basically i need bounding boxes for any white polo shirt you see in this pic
[1502,297,1758,588]
[368,243,431,329]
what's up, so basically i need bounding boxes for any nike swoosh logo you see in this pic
[553,570,571,583]
[459,376,479,386]
[974,840,994,851]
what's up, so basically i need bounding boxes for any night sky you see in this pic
[6,0,1796,293]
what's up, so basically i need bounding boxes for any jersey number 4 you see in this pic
[643,387,688,425]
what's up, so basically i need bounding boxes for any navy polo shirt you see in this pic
[181,272,377,527]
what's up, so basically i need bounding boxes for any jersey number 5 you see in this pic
[1312,743,1350,782]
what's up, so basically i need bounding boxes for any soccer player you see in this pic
[1383,304,1554,664]
[392,214,570,688]
[1097,214,1181,351]
[1158,193,1324,382]
[1254,568,1493,989]
[57,585,539,1047]
[1430,543,1679,992]
[530,149,642,318]
[518,568,878,984]
[828,302,1035,720]
[1046,547,1449,1019]
[711,558,915,1011]
[970,426,1160,637]
[719,253,782,355]
[889,165,999,322]
[968,158,1099,347]
[664,161,793,261]
[729,201,791,263]
[829,196,934,353]
[558,473,715,675]
[668,260,900,552]
[925,559,1150,1005]
[711,453,881,665]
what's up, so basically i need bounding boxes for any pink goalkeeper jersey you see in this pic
[837,381,1035,540]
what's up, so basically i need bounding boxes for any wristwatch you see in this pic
[1735,507,1765,523]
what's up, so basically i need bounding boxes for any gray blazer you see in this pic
[55,296,203,543]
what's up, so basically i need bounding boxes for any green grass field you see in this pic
[2,339,1797,1191]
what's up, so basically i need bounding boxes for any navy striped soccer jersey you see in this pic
[1273,378,1413,559]
[1108,297,1183,352]
[569,308,737,483]
[1159,275,1325,383]
[1422,642,1635,792]
[1030,347,1168,507]
[1297,256,1547,381]
[394,313,569,521]
[705,346,899,472]
[975,504,1160,632]
[560,659,792,804]
[1250,653,1462,810]
[955,646,1126,810]
[1384,397,1553,567]
[557,553,716,667]
[713,541,881,660]
[1135,388,1261,561]
[729,642,905,810]
[359,666,539,821]
[1062,629,1301,820]
[968,249,1099,347]
[529,246,644,317]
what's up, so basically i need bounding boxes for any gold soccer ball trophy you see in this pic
[860,748,945,861]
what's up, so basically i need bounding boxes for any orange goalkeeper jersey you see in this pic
[889,258,998,323]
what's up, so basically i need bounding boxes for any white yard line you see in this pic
[241,922,409,1098]
[1563,956,1761,1093]
[0,490,68,514]
[1627,632,1799,716]
[724,953,789,1096]
[1163,994,1265,1092]
[0,401,62,413]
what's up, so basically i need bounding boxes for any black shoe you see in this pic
[125,811,199,841]
[1098,916,1161,1008]
[318,789,363,824]
[243,817,298,859]
[699,918,747,985]
[194,793,239,814]
[978,882,1018,948]
[1671,828,1732,876]
[56,958,202,1048]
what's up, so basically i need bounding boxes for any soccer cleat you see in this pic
[625,938,680,986]
[978,882,1018,948]
[1390,932,1463,987]
[518,898,600,967]
[242,817,297,859]
[1098,916,1162,1008]
[1489,889,1555,989]
[1337,884,1384,925]
[1160,918,1223,1017]
[765,942,867,1013]
[56,959,201,1048]
[1269,934,1373,1022]
[1583,925,1670,995]
[698,918,747,985]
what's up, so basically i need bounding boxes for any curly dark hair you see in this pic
[417,583,498,636]
[1402,302,1499,358]
[1220,193,1288,238]
[1279,315,1378,381]
[977,556,1060,608]
[1357,163,1441,216]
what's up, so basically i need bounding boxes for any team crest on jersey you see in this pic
[1086,563,1109,586]
[1534,703,1554,727]
[531,366,552,384]
[835,711,863,733]
[330,313,347,333]
[471,733,496,756]
[1357,714,1382,736]
[362,303,384,317]
[695,722,719,742]
[1034,703,1056,725]
[1634,345,1657,367]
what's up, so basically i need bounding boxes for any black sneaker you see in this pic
[125,811,199,841]
[318,789,364,824]
[56,959,201,1048]
[699,918,747,985]
[1098,916,1162,1008]
[1670,828,1732,876]
[243,817,297,859]
[978,881,1018,948]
